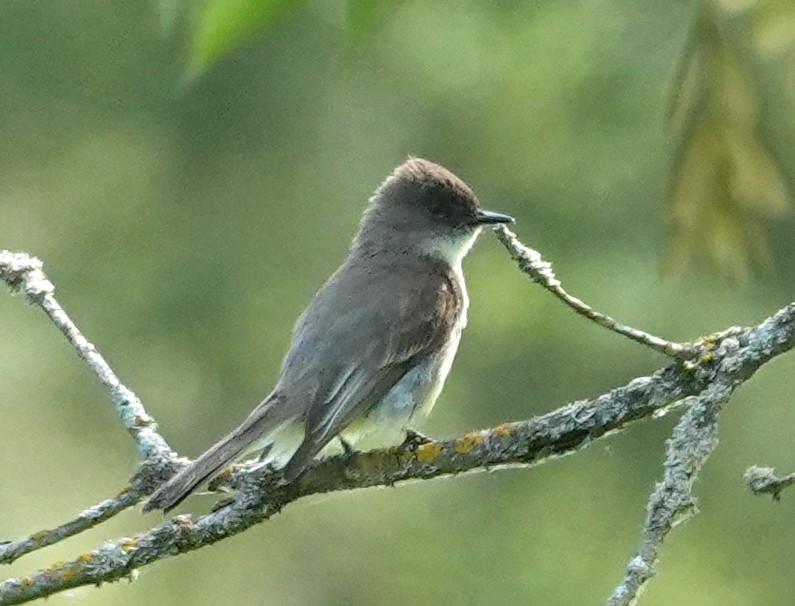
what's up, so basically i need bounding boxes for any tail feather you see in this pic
[143,393,285,512]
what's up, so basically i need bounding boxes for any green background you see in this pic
[2,2,794,604]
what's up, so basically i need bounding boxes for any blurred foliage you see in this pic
[344,0,402,39]
[1,1,795,605]
[752,0,795,61]
[183,0,795,282]
[665,0,793,282]
[182,0,402,73]
[186,0,300,74]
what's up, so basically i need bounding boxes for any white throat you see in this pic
[419,228,481,272]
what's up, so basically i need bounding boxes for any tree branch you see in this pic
[0,359,700,605]
[0,251,172,460]
[1,244,793,605]
[0,251,182,565]
[607,375,731,605]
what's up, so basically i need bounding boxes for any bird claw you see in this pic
[399,428,433,451]
[338,436,358,456]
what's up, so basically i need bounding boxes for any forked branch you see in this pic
[1,240,793,606]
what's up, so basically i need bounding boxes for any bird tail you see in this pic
[143,393,286,512]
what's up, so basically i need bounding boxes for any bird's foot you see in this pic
[338,436,358,456]
[399,428,433,452]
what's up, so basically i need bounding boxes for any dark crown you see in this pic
[378,158,481,228]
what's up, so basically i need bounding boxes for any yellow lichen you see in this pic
[416,442,443,463]
[61,564,81,582]
[216,466,234,479]
[396,449,414,465]
[19,577,34,589]
[700,351,716,364]
[492,423,513,437]
[454,433,484,454]
[355,453,387,474]
[29,530,51,543]
[120,539,139,552]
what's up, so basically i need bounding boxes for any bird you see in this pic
[143,157,514,512]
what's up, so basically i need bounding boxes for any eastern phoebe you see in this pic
[144,158,513,512]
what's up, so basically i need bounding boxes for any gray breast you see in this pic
[342,275,468,449]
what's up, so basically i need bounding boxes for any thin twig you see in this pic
[492,226,694,359]
[0,251,172,460]
[745,466,795,500]
[0,488,140,565]
[0,251,179,563]
[0,460,185,566]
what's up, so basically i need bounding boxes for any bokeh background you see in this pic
[2,1,795,604]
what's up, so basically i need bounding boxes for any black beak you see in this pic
[476,210,515,225]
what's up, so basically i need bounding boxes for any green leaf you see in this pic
[189,0,302,74]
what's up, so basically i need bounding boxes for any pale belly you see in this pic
[344,326,463,449]
[255,323,465,466]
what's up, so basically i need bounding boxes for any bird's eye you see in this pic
[425,192,452,220]
[428,201,447,219]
